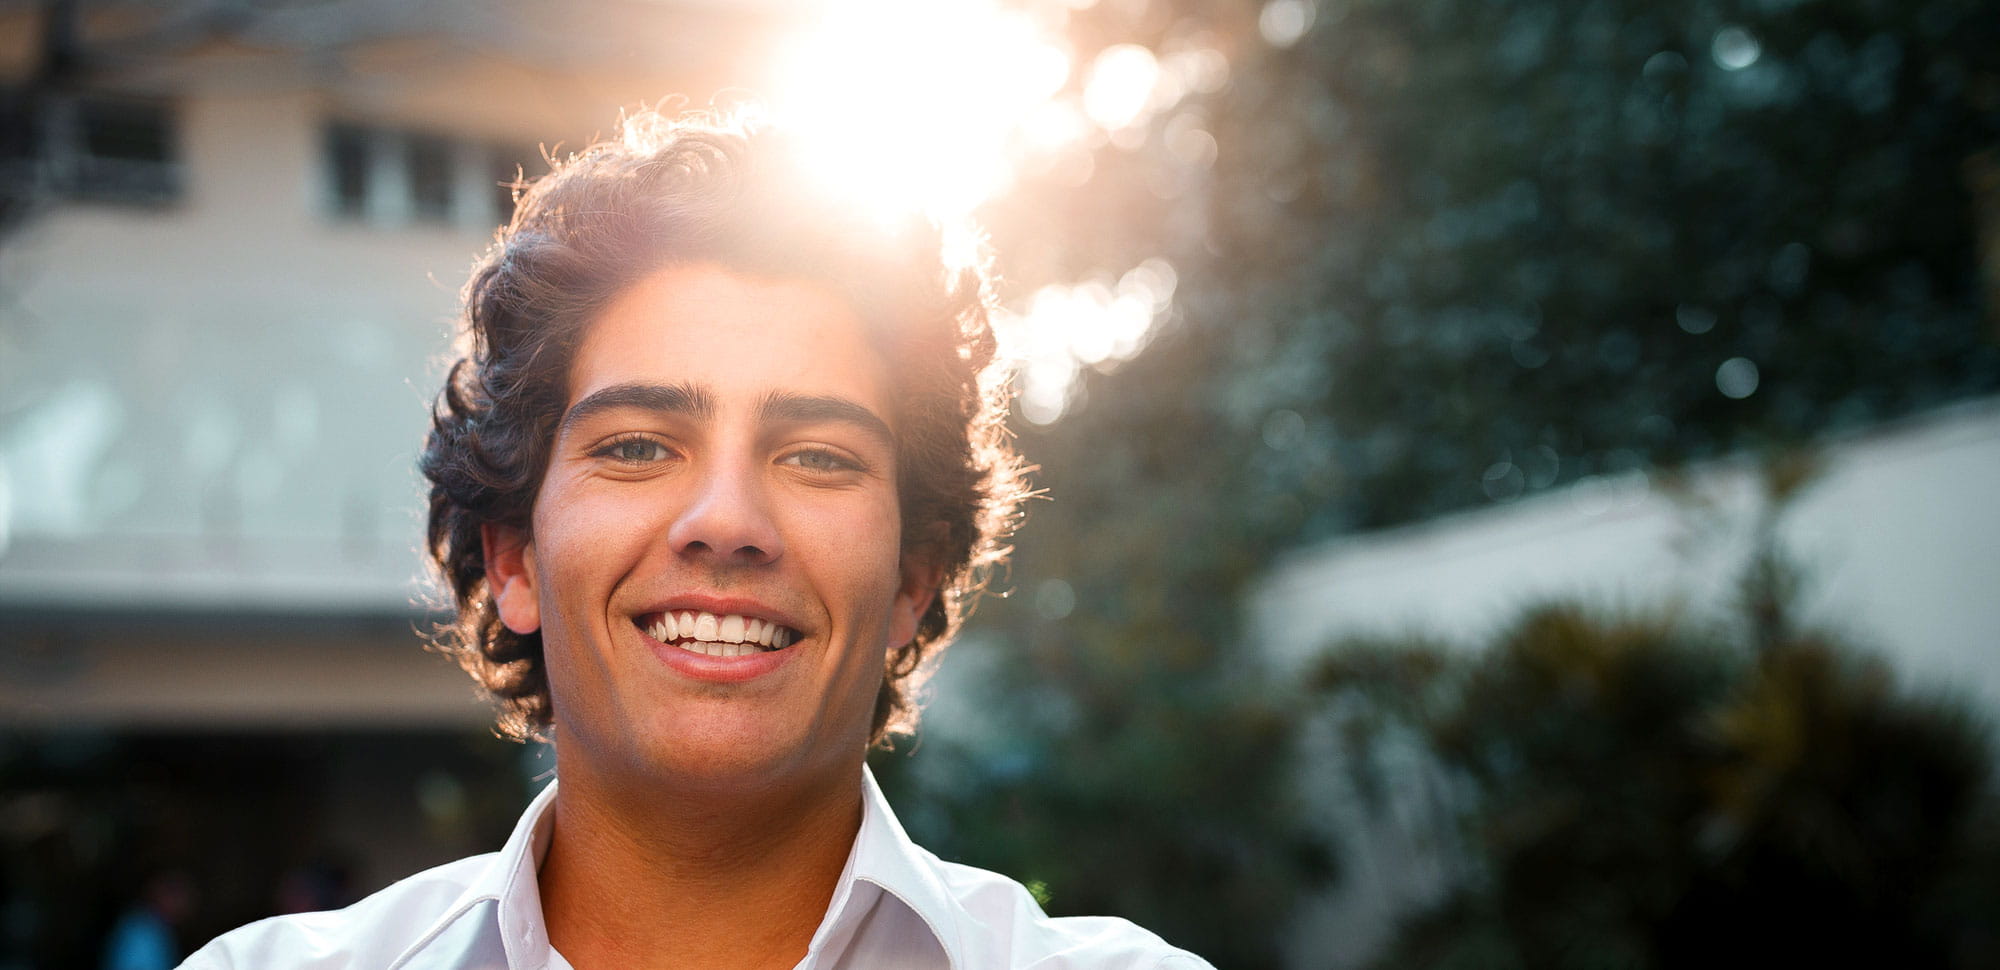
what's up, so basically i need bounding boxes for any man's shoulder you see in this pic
[918,853,1216,970]
[177,853,499,970]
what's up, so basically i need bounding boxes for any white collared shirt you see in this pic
[180,768,1213,970]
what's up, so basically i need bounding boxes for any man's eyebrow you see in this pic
[758,390,895,447]
[559,382,713,436]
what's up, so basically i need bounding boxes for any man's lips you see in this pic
[636,608,800,658]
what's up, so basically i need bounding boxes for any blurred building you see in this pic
[1251,395,2000,969]
[0,0,773,961]
[1252,395,2000,709]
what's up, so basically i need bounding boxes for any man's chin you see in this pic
[568,713,858,798]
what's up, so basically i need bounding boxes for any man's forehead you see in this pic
[558,262,901,435]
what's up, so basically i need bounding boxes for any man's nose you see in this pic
[666,457,783,565]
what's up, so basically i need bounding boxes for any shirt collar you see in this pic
[405,767,960,970]
[494,778,561,967]
[391,777,559,969]
[811,765,966,968]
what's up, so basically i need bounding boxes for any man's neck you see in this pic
[537,760,864,970]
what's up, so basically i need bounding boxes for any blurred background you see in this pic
[0,0,1996,966]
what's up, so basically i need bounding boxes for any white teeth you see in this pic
[646,610,796,651]
[678,640,758,658]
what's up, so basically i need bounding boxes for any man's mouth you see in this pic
[639,610,798,658]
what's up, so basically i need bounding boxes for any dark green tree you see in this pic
[1308,606,2000,970]
[1000,0,1999,533]
[884,0,2000,966]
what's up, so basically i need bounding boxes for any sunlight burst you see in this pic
[763,0,1071,222]
[998,258,1179,424]
[760,1,1213,423]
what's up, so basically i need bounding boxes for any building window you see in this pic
[324,123,371,219]
[67,96,179,203]
[322,123,533,232]
[405,132,455,223]
[0,91,35,205]
[0,91,182,206]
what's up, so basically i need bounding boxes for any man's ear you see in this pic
[887,543,946,651]
[482,523,542,635]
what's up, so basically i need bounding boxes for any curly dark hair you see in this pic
[421,108,1027,746]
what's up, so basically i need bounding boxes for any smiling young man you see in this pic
[181,113,1214,969]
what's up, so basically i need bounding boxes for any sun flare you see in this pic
[758,0,1211,423]
[762,0,1071,222]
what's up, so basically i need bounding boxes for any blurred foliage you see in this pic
[890,0,2000,966]
[996,0,2000,534]
[1313,607,2000,969]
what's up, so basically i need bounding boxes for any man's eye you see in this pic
[781,448,861,473]
[596,437,668,464]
